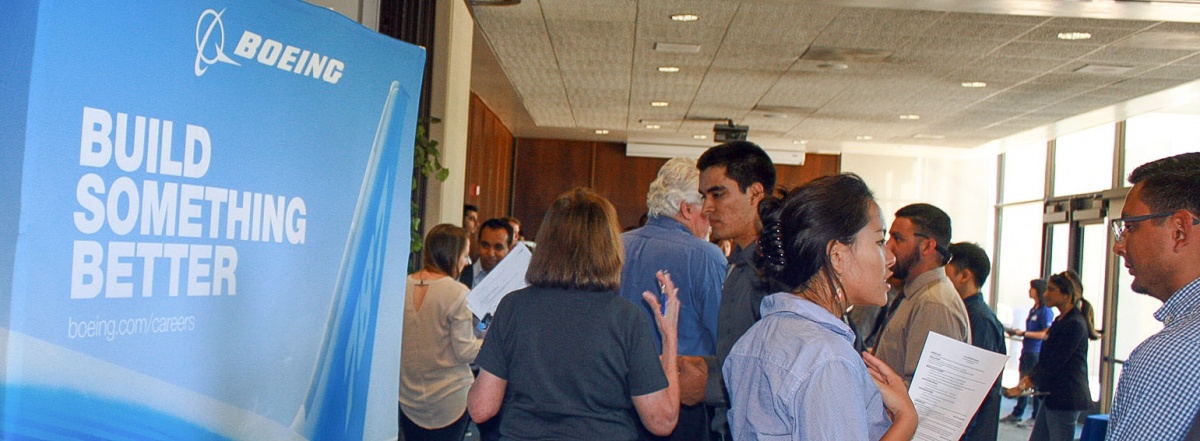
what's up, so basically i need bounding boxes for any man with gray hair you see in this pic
[619,157,727,441]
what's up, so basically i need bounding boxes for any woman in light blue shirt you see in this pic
[723,174,917,440]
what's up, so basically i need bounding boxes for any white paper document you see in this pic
[466,242,532,320]
[909,332,1009,441]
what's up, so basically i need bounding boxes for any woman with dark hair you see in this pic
[1003,279,1054,426]
[399,224,480,441]
[722,174,917,440]
[467,188,681,440]
[1005,270,1100,441]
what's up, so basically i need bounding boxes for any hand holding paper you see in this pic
[907,332,1009,441]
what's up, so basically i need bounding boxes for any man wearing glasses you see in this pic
[1108,153,1200,441]
[874,203,971,385]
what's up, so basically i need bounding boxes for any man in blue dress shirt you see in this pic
[620,157,727,441]
[1109,152,1200,440]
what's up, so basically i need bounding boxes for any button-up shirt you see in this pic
[874,267,971,384]
[1109,277,1200,441]
[723,293,892,440]
[706,242,771,406]
[618,216,727,356]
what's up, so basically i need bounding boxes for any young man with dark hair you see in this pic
[946,242,1006,441]
[1109,153,1200,440]
[692,141,775,440]
[459,218,514,288]
[463,204,480,235]
[875,203,970,385]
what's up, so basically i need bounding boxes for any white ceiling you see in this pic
[467,0,1200,153]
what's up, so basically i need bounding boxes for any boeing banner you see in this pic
[1,1,424,439]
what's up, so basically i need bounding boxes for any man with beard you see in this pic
[1108,153,1200,441]
[873,203,970,385]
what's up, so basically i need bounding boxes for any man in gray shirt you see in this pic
[691,141,775,440]
[874,203,971,385]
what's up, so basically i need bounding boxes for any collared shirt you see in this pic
[961,292,1007,441]
[706,242,771,406]
[874,267,971,384]
[456,260,489,288]
[963,293,1006,358]
[723,293,891,440]
[473,261,490,286]
[1109,277,1200,441]
[618,216,727,356]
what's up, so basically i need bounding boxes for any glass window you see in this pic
[1048,223,1070,274]
[1080,223,1108,402]
[1001,143,1047,203]
[995,202,1045,327]
[1113,265,1163,362]
[1123,113,1200,183]
[994,202,1044,380]
[1053,124,1115,196]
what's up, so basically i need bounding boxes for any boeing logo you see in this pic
[194,8,240,76]
[193,8,345,84]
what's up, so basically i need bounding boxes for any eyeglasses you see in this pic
[1111,212,1200,243]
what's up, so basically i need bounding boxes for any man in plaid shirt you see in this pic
[1109,152,1200,440]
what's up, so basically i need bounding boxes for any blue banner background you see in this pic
[2,0,423,439]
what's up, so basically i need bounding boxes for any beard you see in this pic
[891,250,919,281]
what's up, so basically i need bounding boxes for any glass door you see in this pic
[1042,190,1125,410]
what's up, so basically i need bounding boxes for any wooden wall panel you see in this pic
[775,153,843,192]
[463,93,514,224]
[592,143,666,231]
[511,139,594,239]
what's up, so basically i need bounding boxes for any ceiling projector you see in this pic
[713,122,749,142]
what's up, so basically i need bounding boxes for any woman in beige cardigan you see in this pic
[399,224,481,441]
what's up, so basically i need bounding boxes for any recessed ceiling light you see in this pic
[595,129,609,135]
[856,135,873,141]
[913,134,946,140]
[900,114,920,120]
[651,101,669,107]
[817,62,849,70]
[645,124,661,129]
[658,66,680,73]
[793,140,806,144]
[1058,32,1092,41]
[693,134,708,139]
[961,81,988,88]
[670,14,699,22]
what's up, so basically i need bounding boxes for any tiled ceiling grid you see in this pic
[471,0,1200,148]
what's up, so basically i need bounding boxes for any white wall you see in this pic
[841,146,998,255]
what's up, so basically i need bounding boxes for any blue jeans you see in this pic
[1029,408,1079,441]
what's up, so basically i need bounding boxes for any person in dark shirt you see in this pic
[946,242,1007,441]
[1005,270,1100,441]
[693,141,776,440]
[467,188,681,440]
